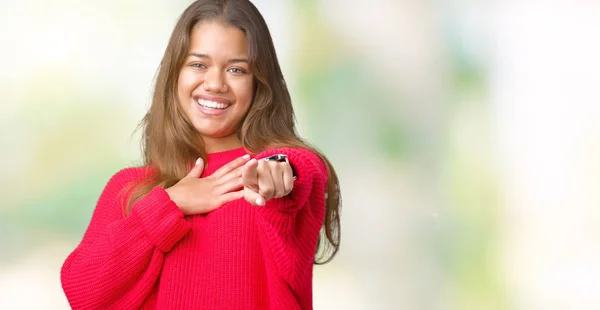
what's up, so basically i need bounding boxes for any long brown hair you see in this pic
[126,0,341,264]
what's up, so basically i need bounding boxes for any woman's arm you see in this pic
[61,168,190,310]
[251,148,328,289]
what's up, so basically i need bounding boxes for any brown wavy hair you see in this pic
[125,0,340,264]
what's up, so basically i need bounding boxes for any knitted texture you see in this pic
[60,147,328,310]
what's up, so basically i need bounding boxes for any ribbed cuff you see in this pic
[131,186,191,252]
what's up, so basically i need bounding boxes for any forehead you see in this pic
[189,21,248,56]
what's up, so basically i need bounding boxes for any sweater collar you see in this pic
[202,147,249,177]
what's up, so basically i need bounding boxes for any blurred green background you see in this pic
[1,1,599,309]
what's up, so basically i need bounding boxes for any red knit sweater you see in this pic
[61,147,327,310]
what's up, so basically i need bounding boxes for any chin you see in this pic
[195,126,236,139]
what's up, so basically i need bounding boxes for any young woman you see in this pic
[60,0,341,309]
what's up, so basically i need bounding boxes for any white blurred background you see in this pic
[1,0,599,309]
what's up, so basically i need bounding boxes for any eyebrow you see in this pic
[188,53,249,64]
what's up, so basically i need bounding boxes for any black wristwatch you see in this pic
[263,154,289,163]
[264,154,297,179]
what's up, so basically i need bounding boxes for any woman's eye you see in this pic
[190,63,207,69]
[227,67,246,74]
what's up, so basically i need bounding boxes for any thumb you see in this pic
[186,157,205,178]
[244,187,266,206]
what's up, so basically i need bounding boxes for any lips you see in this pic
[195,94,232,104]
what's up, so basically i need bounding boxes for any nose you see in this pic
[202,68,228,93]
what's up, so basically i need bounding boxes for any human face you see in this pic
[177,21,254,151]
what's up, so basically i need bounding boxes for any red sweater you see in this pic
[61,147,327,310]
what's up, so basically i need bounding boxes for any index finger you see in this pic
[242,158,259,191]
[213,154,251,178]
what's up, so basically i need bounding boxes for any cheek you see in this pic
[232,80,254,107]
[178,71,199,97]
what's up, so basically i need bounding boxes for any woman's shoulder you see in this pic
[105,166,154,188]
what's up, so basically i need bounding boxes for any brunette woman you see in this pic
[61,1,341,309]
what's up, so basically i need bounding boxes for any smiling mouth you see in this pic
[197,99,230,110]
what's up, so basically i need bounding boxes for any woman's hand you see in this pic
[242,157,295,206]
[165,155,251,215]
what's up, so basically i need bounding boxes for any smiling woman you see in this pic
[59,0,341,309]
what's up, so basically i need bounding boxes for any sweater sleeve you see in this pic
[60,168,191,310]
[253,148,328,290]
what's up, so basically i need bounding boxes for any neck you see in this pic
[202,133,243,153]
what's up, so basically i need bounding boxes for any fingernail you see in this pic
[255,198,264,206]
[195,158,202,165]
[242,154,250,160]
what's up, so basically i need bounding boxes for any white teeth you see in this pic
[197,99,229,109]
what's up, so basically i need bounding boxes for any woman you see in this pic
[60,0,341,309]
